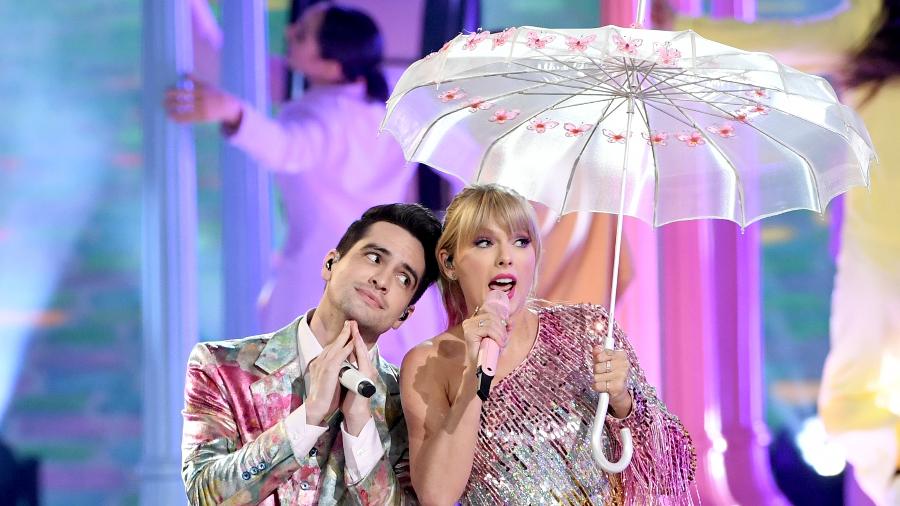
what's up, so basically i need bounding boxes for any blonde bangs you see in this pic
[450,186,542,259]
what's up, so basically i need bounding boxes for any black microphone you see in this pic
[339,361,377,398]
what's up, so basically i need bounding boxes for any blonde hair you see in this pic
[437,183,543,327]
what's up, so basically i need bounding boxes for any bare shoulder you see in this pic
[400,328,467,396]
[403,328,465,367]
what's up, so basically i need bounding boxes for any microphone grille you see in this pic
[358,382,377,398]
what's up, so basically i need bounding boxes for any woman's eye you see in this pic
[514,237,532,247]
[474,238,491,248]
[397,273,411,287]
[366,252,380,263]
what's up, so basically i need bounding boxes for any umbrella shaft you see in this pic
[635,0,647,27]
[605,102,634,349]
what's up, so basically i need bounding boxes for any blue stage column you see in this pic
[139,0,197,504]
[220,0,271,339]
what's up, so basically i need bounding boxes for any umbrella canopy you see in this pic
[383,25,874,228]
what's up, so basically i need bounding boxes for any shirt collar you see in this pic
[297,309,380,376]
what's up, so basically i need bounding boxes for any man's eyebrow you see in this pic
[362,243,420,288]
[362,243,390,256]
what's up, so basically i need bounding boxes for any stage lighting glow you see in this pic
[795,416,846,477]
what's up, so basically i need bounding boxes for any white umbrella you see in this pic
[382,3,874,474]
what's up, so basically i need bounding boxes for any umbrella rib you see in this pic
[504,65,630,95]
[635,61,660,91]
[642,79,748,225]
[648,66,781,92]
[503,69,603,92]
[521,48,614,88]
[385,67,575,111]
[640,101,698,130]
[474,84,613,181]
[643,71,854,149]
[660,75,854,146]
[558,98,627,216]
[580,54,636,90]
[390,58,638,105]
[639,67,694,92]
[643,74,758,96]
[634,101,661,226]
[519,92,622,97]
[552,96,619,110]
[409,71,619,160]
[651,78,826,217]
[508,61,629,93]
[517,66,632,94]
[648,70,834,108]
[640,96,745,120]
[643,96,753,109]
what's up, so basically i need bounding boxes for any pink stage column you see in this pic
[707,1,788,504]
[712,221,789,506]
[617,218,662,387]
[659,222,739,505]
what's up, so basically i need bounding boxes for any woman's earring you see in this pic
[447,273,457,281]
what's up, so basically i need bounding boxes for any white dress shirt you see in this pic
[282,312,384,483]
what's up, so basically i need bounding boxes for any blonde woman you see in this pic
[400,184,696,505]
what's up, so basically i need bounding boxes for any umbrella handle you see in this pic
[591,391,634,473]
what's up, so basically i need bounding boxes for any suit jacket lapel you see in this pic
[250,318,305,431]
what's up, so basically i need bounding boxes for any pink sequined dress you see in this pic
[462,304,697,505]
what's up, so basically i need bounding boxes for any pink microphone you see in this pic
[476,290,509,401]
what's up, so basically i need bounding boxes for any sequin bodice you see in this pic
[461,305,696,506]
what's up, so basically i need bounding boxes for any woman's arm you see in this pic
[587,306,697,501]
[400,345,483,505]
[164,76,329,175]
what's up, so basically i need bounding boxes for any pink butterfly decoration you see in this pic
[425,39,454,60]
[643,131,669,146]
[466,97,493,112]
[526,31,556,49]
[612,33,642,55]
[491,28,515,49]
[655,42,682,65]
[602,129,628,143]
[527,118,559,133]
[707,123,736,138]
[747,103,770,115]
[489,109,521,124]
[732,110,751,123]
[565,34,597,52]
[463,30,491,50]
[677,131,706,146]
[438,87,466,102]
[564,123,593,137]
[746,88,769,99]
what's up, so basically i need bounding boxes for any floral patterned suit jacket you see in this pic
[181,317,414,505]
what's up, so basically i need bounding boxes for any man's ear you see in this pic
[322,249,340,281]
[392,305,415,329]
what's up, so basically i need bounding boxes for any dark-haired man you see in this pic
[181,203,440,505]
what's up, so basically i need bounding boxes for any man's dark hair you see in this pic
[335,203,442,304]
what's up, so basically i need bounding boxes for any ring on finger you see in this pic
[606,360,611,372]
[478,319,486,328]
[605,380,610,392]
[501,319,508,327]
